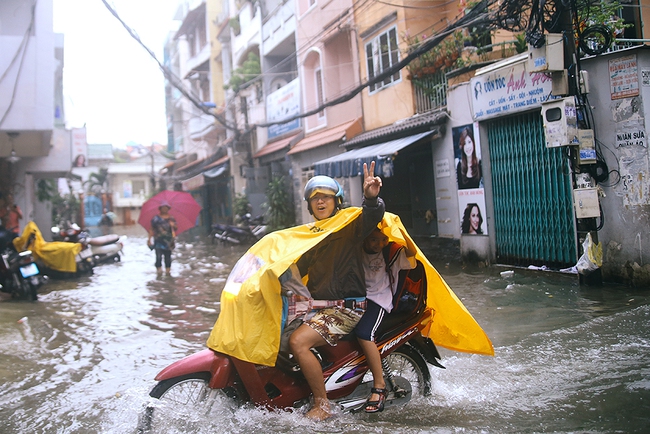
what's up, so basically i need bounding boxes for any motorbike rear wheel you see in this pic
[382,345,431,397]
[25,279,38,301]
[11,274,36,301]
[139,372,237,433]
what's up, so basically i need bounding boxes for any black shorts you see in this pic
[354,299,386,342]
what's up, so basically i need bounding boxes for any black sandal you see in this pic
[365,387,386,413]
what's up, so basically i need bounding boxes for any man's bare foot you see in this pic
[305,398,332,421]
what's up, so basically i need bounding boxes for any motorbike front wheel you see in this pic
[382,345,431,397]
[138,372,237,433]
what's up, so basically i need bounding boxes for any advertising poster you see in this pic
[458,188,488,235]
[453,122,482,190]
[609,55,639,100]
[453,122,487,235]
[123,180,133,199]
[266,78,301,140]
[72,127,88,167]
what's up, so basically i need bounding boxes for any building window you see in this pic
[365,26,400,93]
[188,32,196,57]
[132,180,146,197]
[200,77,210,101]
[198,21,207,49]
[315,68,325,118]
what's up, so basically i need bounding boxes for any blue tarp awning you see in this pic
[204,162,229,178]
[313,131,434,178]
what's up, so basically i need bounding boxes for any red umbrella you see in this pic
[138,190,202,235]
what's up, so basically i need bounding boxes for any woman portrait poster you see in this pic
[457,188,488,236]
[452,123,482,190]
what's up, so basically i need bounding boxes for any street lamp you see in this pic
[6,132,20,164]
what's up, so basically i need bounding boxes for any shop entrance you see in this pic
[487,111,576,268]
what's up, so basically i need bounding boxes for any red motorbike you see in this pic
[138,260,444,432]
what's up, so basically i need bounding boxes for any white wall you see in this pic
[580,47,650,283]
[0,0,55,131]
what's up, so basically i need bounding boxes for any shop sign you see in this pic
[266,78,301,139]
[471,60,554,121]
[610,55,639,100]
[182,174,205,191]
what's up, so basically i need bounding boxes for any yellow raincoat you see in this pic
[207,209,494,366]
[13,221,82,273]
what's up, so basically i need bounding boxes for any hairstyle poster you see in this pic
[453,122,487,235]
[453,122,482,190]
[72,127,88,167]
[458,189,488,235]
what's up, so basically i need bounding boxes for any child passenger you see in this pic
[355,227,415,413]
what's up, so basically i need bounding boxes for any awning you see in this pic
[313,131,434,178]
[203,155,229,171]
[204,162,229,179]
[287,118,362,155]
[254,132,301,158]
[175,156,202,172]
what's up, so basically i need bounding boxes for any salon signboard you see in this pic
[470,57,554,121]
[266,78,301,140]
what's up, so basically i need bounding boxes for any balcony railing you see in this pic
[412,69,448,114]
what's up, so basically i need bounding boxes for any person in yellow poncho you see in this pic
[207,163,494,420]
[288,162,385,420]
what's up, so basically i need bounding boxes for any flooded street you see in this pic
[1,229,649,433]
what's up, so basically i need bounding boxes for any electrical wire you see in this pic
[99,0,240,133]
[103,0,559,135]
[253,1,494,130]
[0,0,37,129]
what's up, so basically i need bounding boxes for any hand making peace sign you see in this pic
[363,161,382,200]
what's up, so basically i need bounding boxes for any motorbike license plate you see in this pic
[20,263,40,278]
[79,248,93,259]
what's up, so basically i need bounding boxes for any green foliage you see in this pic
[84,168,109,194]
[264,176,295,230]
[404,30,467,77]
[233,193,251,218]
[51,192,80,226]
[229,17,240,35]
[223,52,261,92]
[514,33,528,54]
[578,0,629,36]
[36,179,57,202]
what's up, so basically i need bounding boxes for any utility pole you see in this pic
[150,145,156,194]
[560,1,602,286]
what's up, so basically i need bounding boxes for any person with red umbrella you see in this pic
[139,190,202,275]
[147,202,177,276]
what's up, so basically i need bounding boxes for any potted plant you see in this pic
[229,17,241,36]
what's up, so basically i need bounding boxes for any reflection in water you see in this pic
[1,232,649,433]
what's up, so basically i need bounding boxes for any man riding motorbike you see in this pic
[286,162,384,420]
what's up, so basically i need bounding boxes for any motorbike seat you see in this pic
[88,234,120,246]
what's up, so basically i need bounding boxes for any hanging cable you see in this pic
[99,0,240,133]
[0,0,36,128]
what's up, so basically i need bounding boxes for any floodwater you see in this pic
[1,227,649,433]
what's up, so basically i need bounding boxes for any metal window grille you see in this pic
[412,70,447,113]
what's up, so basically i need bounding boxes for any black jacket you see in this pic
[297,196,385,300]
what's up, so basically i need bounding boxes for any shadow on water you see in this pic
[1,229,649,433]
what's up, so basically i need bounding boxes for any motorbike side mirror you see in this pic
[51,227,60,234]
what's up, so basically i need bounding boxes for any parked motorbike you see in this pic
[210,213,268,245]
[14,221,95,279]
[0,228,46,301]
[138,259,444,432]
[51,223,125,265]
